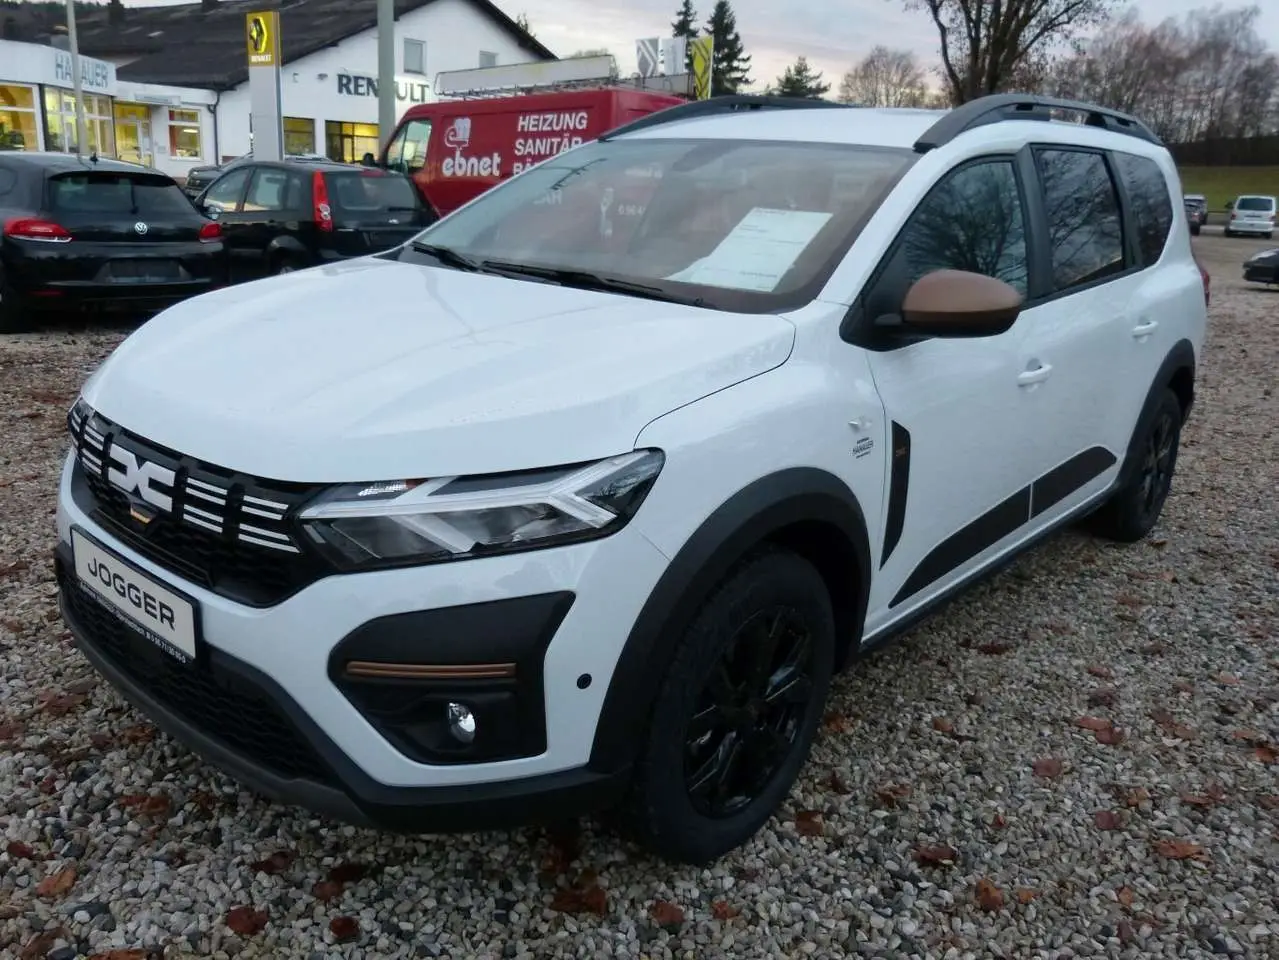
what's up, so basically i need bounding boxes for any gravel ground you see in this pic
[1,236,1276,959]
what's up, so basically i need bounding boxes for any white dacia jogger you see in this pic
[56,93,1208,864]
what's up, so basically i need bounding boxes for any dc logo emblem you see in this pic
[134,222,148,235]
[107,446,175,512]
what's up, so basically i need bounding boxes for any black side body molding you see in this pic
[881,421,911,566]
[1031,447,1117,518]
[588,468,872,772]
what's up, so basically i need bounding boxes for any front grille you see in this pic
[61,567,335,785]
[68,405,331,607]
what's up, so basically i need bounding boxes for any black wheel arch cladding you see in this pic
[588,467,872,774]
[1117,338,1195,489]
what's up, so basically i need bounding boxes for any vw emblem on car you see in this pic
[134,222,148,235]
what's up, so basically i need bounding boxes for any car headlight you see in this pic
[298,449,664,569]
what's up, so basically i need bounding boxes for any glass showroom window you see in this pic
[0,84,40,151]
[284,117,315,155]
[43,90,115,155]
[168,108,202,160]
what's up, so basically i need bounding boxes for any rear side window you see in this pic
[243,167,292,212]
[1035,149,1125,291]
[1114,153,1173,268]
[47,172,194,216]
[325,172,421,212]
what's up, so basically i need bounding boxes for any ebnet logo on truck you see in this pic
[440,110,591,179]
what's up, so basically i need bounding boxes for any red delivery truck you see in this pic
[378,57,688,217]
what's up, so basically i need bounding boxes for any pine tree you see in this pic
[704,0,751,95]
[670,0,699,72]
[774,56,830,99]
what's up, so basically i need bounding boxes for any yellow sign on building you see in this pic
[691,35,713,100]
[245,10,280,67]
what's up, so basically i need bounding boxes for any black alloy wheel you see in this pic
[619,549,836,864]
[684,605,816,818]
[1089,388,1183,543]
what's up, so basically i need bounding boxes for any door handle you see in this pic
[1132,320,1159,338]
[1017,364,1053,387]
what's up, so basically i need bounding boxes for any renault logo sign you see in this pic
[245,10,279,67]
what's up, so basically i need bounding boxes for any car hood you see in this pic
[82,257,796,482]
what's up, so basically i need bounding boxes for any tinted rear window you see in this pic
[1236,197,1275,211]
[48,173,194,215]
[1114,153,1172,269]
[325,172,421,211]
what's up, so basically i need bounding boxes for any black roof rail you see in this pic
[913,94,1162,154]
[600,94,855,140]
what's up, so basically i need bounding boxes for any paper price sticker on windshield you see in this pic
[676,208,833,292]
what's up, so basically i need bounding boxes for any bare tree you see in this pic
[838,46,932,106]
[1044,4,1279,143]
[905,0,1123,104]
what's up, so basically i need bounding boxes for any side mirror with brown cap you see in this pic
[900,269,1024,337]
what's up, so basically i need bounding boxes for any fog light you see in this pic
[446,702,476,744]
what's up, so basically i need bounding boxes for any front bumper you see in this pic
[54,453,670,828]
[1244,261,1279,283]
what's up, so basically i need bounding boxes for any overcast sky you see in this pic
[115,0,1277,92]
[510,0,1277,90]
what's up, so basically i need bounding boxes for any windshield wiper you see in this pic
[479,260,708,307]
[409,241,484,272]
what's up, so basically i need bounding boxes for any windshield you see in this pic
[401,138,914,312]
[1236,196,1275,212]
[48,172,194,215]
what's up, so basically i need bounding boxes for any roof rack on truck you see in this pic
[913,93,1161,153]
[434,55,694,101]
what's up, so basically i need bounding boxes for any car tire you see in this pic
[272,255,301,276]
[1089,388,1183,544]
[617,548,836,865]
[1190,224,1200,236]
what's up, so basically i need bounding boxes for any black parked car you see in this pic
[181,151,330,199]
[192,158,436,280]
[0,152,229,333]
[1243,245,1279,286]
[1183,194,1207,235]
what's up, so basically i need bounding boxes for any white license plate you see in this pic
[71,528,198,662]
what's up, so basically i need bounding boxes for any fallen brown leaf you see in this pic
[119,792,171,817]
[0,559,31,579]
[549,883,607,915]
[1173,680,1194,695]
[225,905,268,936]
[710,900,740,921]
[86,951,148,960]
[1231,728,1267,745]
[1125,787,1151,807]
[822,711,853,733]
[20,931,61,960]
[914,844,959,866]
[1118,919,1135,943]
[990,813,1007,830]
[1088,688,1118,707]
[312,880,344,902]
[826,770,851,794]
[932,716,954,734]
[1032,757,1063,778]
[1256,795,1279,809]
[1115,593,1145,607]
[976,642,1013,655]
[329,916,359,943]
[39,692,87,716]
[794,810,824,836]
[120,724,155,745]
[1142,643,1167,656]
[0,720,24,742]
[1179,792,1217,808]
[1087,665,1114,679]
[251,851,295,875]
[649,900,685,930]
[36,866,76,898]
[975,878,1004,912]
[1094,810,1122,830]
[88,732,114,749]
[327,862,369,883]
[1116,886,1135,907]
[1214,673,1240,686]
[1076,716,1113,732]
[1015,887,1039,904]
[1095,726,1127,745]
[874,783,911,808]
[1255,745,1278,764]
[5,841,36,859]
[1153,839,1206,860]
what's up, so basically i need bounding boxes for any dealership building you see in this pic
[0,0,554,178]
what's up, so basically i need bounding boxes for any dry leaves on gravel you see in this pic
[329,916,360,943]
[549,882,608,916]
[914,844,959,866]
[225,906,269,936]
[35,866,76,899]
[38,691,87,716]
[1153,839,1207,861]
[251,850,295,874]
[874,783,911,808]
[6,841,36,859]
[649,900,685,931]
[312,880,344,902]
[118,792,172,818]
[86,951,148,960]
[711,900,740,921]
[1033,757,1064,778]
[1094,810,1123,830]
[1076,716,1113,731]
[794,810,824,836]
[975,878,1004,912]
[326,862,370,883]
